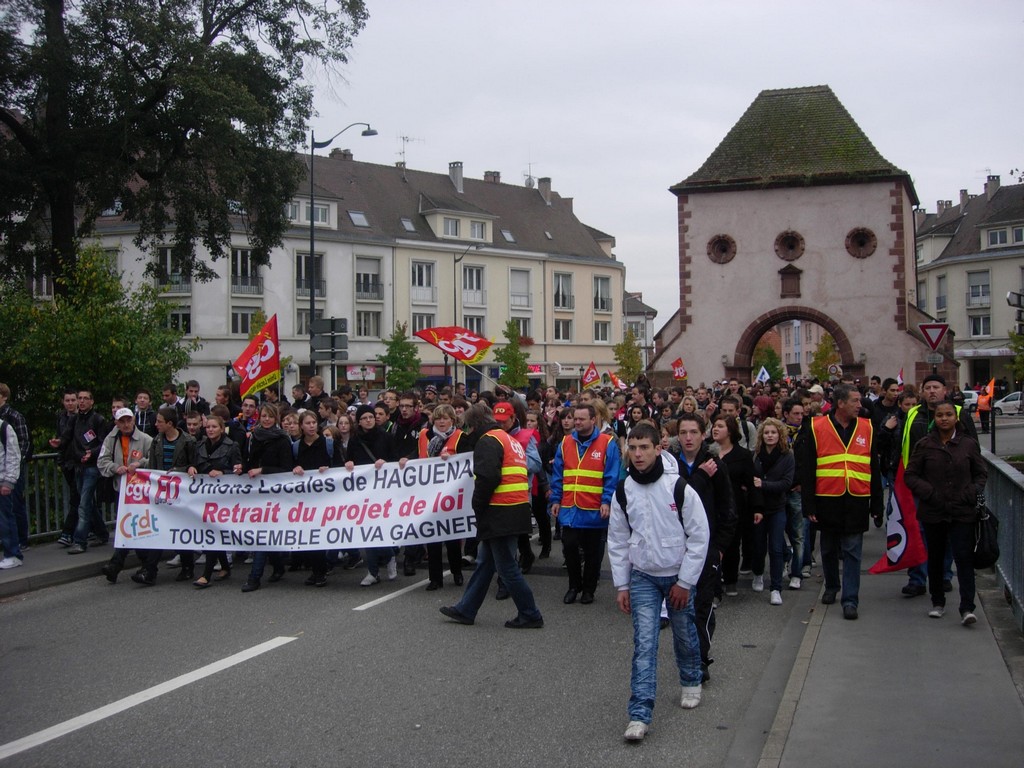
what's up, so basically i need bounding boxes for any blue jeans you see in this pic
[454,535,541,622]
[362,546,397,578]
[13,471,28,547]
[802,517,817,569]
[819,531,863,607]
[0,489,22,559]
[754,509,787,591]
[627,570,702,724]
[785,491,804,579]
[73,466,102,547]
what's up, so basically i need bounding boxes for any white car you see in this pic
[961,390,978,412]
[993,391,1021,416]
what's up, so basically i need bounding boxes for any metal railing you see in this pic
[296,279,326,298]
[156,274,192,294]
[231,275,264,295]
[983,450,1024,632]
[24,453,116,541]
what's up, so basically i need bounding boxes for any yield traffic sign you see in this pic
[918,323,949,351]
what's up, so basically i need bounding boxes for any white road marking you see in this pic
[353,573,447,611]
[0,636,297,762]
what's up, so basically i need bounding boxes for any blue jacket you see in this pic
[550,429,621,529]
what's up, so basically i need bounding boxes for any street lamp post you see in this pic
[308,122,378,377]
[452,243,482,389]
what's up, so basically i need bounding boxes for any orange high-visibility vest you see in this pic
[560,432,613,511]
[811,416,872,497]
[417,428,463,459]
[481,429,529,506]
[512,427,539,494]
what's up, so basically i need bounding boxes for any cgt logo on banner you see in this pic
[119,472,161,540]
[114,455,478,552]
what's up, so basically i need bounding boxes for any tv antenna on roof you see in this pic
[523,161,536,188]
[397,134,423,180]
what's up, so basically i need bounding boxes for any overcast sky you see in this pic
[309,0,1024,328]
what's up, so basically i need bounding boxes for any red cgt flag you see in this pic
[582,361,600,389]
[232,315,282,398]
[671,357,687,380]
[414,326,492,364]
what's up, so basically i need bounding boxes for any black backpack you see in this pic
[615,474,689,533]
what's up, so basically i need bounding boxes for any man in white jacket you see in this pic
[608,422,709,743]
[0,418,23,569]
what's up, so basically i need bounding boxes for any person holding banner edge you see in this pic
[440,403,544,628]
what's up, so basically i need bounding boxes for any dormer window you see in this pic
[988,229,1007,246]
[444,217,460,237]
[470,220,486,239]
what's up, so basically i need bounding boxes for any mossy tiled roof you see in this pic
[672,85,914,197]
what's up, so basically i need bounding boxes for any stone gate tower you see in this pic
[651,86,952,386]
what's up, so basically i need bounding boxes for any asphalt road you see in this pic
[977,413,1024,457]
[0,552,823,768]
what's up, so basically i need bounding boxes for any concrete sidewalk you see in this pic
[759,529,1024,768]
[0,541,137,599]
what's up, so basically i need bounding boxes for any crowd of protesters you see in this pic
[0,368,997,741]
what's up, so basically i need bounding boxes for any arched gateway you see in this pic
[650,86,955,387]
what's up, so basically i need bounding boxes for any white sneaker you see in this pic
[801,565,812,578]
[386,557,398,581]
[752,575,764,592]
[623,720,648,742]
[724,584,739,596]
[0,557,23,570]
[961,611,977,626]
[360,573,380,587]
[789,576,802,590]
[770,590,783,605]
[680,685,702,709]
[928,606,945,619]
[166,554,181,567]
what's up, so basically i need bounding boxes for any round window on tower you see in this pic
[707,234,737,264]
[774,230,805,261]
[846,227,877,259]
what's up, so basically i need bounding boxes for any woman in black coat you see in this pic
[346,404,397,586]
[188,415,242,587]
[292,409,343,587]
[752,418,795,605]
[712,414,762,596]
[241,404,293,592]
[904,401,988,624]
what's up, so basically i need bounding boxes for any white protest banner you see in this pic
[114,455,477,551]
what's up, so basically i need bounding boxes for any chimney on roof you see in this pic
[484,170,501,184]
[330,148,353,161]
[914,208,927,231]
[959,189,969,213]
[985,174,1000,200]
[395,161,405,169]
[449,161,463,194]
[538,177,552,205]
[935,200,944,214]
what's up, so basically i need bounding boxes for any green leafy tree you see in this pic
[752,341,784,382]
[613,328,643,385]
[0,245,199,445]
[494,320,529,389]
[1009,329,1024,383]
[0,0,368,290]
[808,333,841,381]
[377,322,420,392]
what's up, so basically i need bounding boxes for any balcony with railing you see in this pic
[156,274,191,294]
[935,295,947,311]
[594,296,613,313]
[295,278,326,298]
[510,292,532,308]
[411,285,438,303]
[553,293,575,311]
[355,277,384,301]
[232,275,263,295]
[966,289,991,308]
[462,288,487,306]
